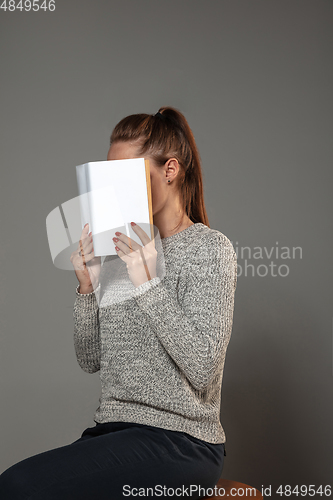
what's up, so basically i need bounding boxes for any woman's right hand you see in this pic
[70,224,101,294]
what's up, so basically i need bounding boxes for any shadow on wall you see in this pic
[220,287,325,490]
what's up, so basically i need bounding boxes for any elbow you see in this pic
[188,371,213,391]
[74,344,101,374]
[78,361,100,374]
[191,374,220,392]
[190,379,209,391]
[189,360,222,391]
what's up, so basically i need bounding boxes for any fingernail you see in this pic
[130,222,136,226]
[84,223,89,228]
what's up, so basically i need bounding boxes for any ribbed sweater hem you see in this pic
[93,401,225,444]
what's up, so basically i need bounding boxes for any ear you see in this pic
[164,157,180,182]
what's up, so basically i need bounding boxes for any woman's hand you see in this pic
[112,222,157,288]
[70,223,101,293]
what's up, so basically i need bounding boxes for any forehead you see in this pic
[107,141,141,161]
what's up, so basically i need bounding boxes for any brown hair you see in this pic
[110,106,210,232]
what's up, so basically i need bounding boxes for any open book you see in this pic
[76,158,154,257]
[46,156,166,294]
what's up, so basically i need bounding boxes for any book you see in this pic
[75,157,155,257]
[46,157,161,274]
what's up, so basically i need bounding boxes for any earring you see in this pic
[168,180,171,183]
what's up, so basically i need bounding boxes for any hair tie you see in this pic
[154,112,165,119]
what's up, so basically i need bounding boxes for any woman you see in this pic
[0,107,237,499]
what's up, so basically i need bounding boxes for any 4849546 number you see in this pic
[262,484,332,497]
[1,0,55,11]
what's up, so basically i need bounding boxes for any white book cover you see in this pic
[76,158,154,257]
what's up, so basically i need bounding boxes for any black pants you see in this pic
[0,421,225,499]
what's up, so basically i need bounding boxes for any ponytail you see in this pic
[110,106,210,232]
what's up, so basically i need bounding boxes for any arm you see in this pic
[133,233,237,391]
[73,284,101,373]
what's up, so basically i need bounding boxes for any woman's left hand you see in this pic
[112,222,158,288]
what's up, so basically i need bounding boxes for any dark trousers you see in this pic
[0,421,225,499]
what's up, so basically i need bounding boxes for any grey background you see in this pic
[0,0,332,496]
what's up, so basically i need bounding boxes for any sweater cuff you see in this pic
[132,277,161,298]
[75,283,100,303]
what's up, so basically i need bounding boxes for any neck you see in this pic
[153,211,193,239]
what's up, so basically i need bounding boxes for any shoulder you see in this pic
[189,226,237,262]
[183,226,237,289]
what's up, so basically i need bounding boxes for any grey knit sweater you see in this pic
[73,222,237,444]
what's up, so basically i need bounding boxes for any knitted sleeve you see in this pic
[73,284,101,373]
[133,233,237,391]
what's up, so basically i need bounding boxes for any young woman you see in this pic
[0,107,237,499]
